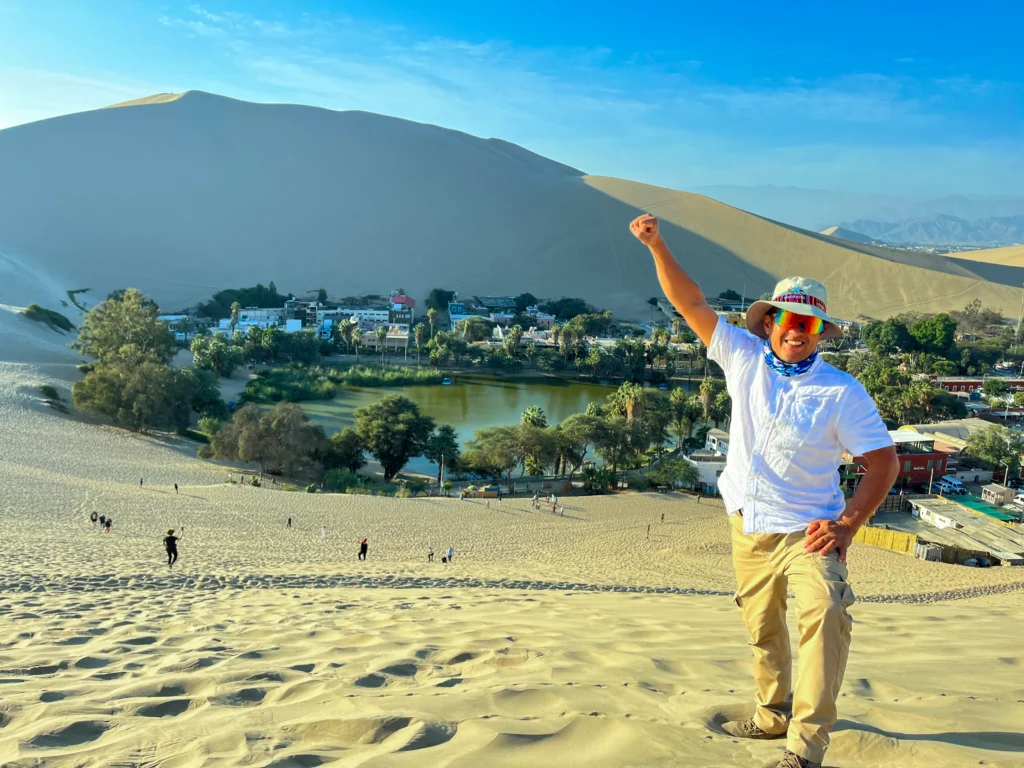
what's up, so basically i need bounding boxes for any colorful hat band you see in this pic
[773,292,827,313]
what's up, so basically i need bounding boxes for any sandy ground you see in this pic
[2,361,1023,767]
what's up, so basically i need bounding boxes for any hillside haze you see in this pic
[840,214,1024,246]
[2,90,1024,323]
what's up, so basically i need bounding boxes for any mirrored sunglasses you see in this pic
[774,309,824,335]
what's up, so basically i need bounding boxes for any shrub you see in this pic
[197,444,215,459]
[282,484,297,492]
[250,478,261,487]
[404,478,427,496]
[346,486,373,495]
[181,429,210,444]
[306,483,317,493]
[324,468,363,492]
[198,416,223,436]
[396,487,413,498]
[37,384,61,400]
[23,304,75,332]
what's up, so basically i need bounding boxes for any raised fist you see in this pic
[629,214,661,246]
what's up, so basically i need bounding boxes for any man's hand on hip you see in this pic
[804,519,855,562]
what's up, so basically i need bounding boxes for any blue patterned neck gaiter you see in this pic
[763,339,818,377]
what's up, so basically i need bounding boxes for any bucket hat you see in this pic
[745,277,843,341]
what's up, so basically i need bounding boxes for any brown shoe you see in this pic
[720,717,786,740]
[776,750,821,768]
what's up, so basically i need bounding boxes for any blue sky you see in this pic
[1,0,1021,196]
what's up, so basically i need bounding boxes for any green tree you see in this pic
[965,424,1024,476]
[72,361,194,433]
[642,391,673,458]
[425,288,456,312]
[669,388,702,447]
[932,359,959,376]
[211,402,328,476]
[647,459,700,489]
[521,405,548,428]
[324,427,367,473]
[504,324,524,360]
[608,381,647,422]
[317,288,328,304]
[413,323,428,364]
[423,425,461,483]
[1014,392,1024,407]
[558,412,603,476]
[514,293,538,312]
[183,367,229,419]
[718,289,742,301]
[351,328,362,364]
[862,318,915,356]
[427,307,438,338]
[72,288,176,365]
[541,297,592,320]
[983,378,1008,399]
[698,377,723,424]
[375,325,388,364]
[190,334,244,377]
[456,316,494,342]
[465,425,522,479]
[196,283,289,321]
[910,313,957,357]
[354,395,435,481]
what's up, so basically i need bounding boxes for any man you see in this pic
[630,214,898,768]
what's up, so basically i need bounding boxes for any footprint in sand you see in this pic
[134,698,193,718]
[26,719,110,748]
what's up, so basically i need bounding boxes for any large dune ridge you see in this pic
[1,89,1023,322]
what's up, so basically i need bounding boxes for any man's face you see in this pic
[762,311,821,363]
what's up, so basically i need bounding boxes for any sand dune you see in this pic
[1,90,1023,321]
[952,244,1024,267]
[2,356,1024,766]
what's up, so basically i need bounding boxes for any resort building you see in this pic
[845,431,949,491]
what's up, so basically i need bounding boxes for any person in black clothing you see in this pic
[99,514,106,528]
[358,537,369,561]
[164,529,179,567]
[90,511,98,527]
[287,517,292,528]
[105,518,112,534]
[174,483,178,494]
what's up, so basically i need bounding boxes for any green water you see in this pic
[298,373,618,442]
[289,373,691,475]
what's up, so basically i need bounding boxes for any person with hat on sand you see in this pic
[630,214,899,768]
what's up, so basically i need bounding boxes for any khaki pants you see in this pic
[730,513,855,763]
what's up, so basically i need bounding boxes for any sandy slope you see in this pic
[2,357,1023,767]
[952,244,1024,267]
[2,91,1023,322]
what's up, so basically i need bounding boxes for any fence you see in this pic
[854,526,917,554]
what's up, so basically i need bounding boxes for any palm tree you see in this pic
[612,382,647,422]
[672,317,681,339]
[375,325,388,364]
[337,318,355,355]
[521,405,548,428]
[230,301,242,331]
[427,307,438,339]
[352,328,362,364]
[699,377,719,424]
[414,323,427,364]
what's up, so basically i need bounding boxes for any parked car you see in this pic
[936,476,967,495]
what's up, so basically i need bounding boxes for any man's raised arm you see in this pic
[629,214,719,345]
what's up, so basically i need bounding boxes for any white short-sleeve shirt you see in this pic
[708,318,893,534]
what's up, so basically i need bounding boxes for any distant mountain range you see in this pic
[836,214,1024,246]
[693,184,1024,231]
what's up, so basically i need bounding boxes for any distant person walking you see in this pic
[90,511,98,527]
[696,493,701,504]
[99,514,106,529]
[287,517,292,528]
[358,538,369,561]
[321,526,327,542]
[447,546,455,563]
[139,477,144,488]
[164,529,180,568]
[532,491,539,509]
[174,483,178,494]
[647,523,651,539]
[105,518,112,534]
[661,512,665,523]
[428,547,434,562]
